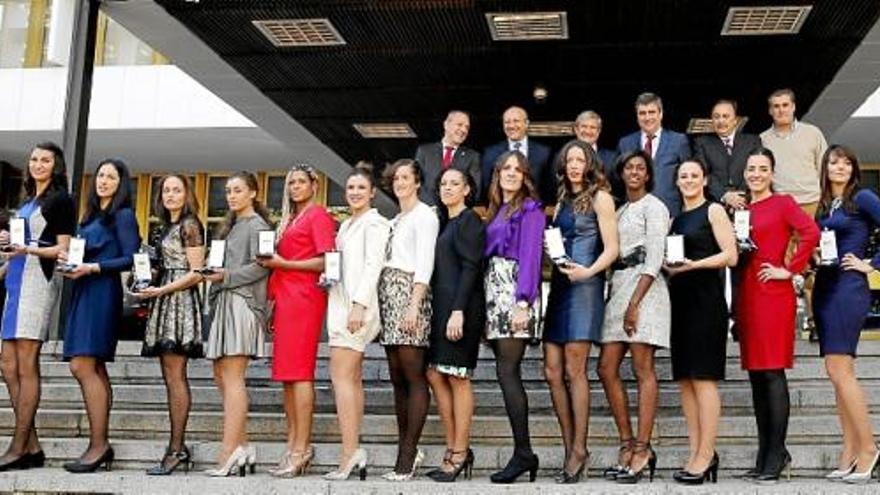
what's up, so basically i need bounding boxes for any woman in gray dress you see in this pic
[598,150,671,484]
[0,142,75,471]
[136,174,205,475]
[202,171,271,477]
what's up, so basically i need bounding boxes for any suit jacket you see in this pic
[617,129,691,215]
[414,142,482,206]
[693,132,761,203]
[481,138,554,205]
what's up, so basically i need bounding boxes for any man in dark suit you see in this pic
[693,99,761,210]
[617,92,691,215]
[414,110,481,206]
[563,110,620,202]
[481,106,553,205]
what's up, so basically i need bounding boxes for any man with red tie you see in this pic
[414,110,482,206]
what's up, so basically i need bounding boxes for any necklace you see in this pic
[829,197,843,217]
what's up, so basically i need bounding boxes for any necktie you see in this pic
[723,137,733,155]
[644,134,655,157]
[442,146,454,169]
[513,141,522,152]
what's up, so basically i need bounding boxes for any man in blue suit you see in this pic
[560,110,620,203]
[481,106,554,205]
[616,92,691,215]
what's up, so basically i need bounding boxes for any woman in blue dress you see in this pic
[543,140,618,483]
[812,145,880,483]
[0,142,75,471]
[59,158,140,473]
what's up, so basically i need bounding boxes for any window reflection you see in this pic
[0,0,30,68]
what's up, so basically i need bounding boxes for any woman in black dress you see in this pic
[663,159,737,484]
[425,168,485,483]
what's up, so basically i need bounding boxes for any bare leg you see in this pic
[598,343,633,446]
[329,347,364,464]
[287,381,315,453]
[826,355,878,472]
[427,368,455,457]
[213,356,249,464]
[628,344,658,471]
[678,379,699,471]
[543,342,572,462]
[446,375,474,472]
[691,379,720,473]
[563,341,591,473]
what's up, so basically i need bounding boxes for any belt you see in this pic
[611,246,646,271]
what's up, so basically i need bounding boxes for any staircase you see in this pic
[1,338,879,477]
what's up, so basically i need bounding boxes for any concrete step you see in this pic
[7,381,880,415]
[0,436,876,476]
[3,408,877,445]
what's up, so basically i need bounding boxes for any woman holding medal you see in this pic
[812,145,880,483]
[60,158,140,473]
[135,174,205,475]
[324,163,390,481]
[259,164,335,477]
[202,171,272,476]
[424,167,485,483]
[0,142,74,471]
[543,140,618,484]
[598,150,670,484]
[664,159,737,484]
[377,158,439,481]
[483,151,545,484]
[736,147,819,483]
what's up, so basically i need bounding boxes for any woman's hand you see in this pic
[558,262,591,282]
[402,303,420,333]
[134,286,165,299]
[347,303,366,333]
[841,253,874,274]
[203,268,225,283]
[445,310,464,342]
[757,262,791,283]
[722,191,747,210]
[511,305,530,333]
[623,301,639,336]
[256,254,287,269]
[662,259,694,277]
[61,263,97,280]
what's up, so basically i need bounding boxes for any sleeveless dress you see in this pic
[668,201,728,380]
[544,201,605,343]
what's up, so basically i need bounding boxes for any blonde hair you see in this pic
[277,164,319,234]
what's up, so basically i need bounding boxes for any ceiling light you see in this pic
[486,12,568,41]
[353,123,417,139]
[252,18,346,47]
[721,6,812,36]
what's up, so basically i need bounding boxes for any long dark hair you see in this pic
[153,173,201,225]
[615,150,655,193]
[817,145,862,217]
[24,141,69,205]
[81,158,133,225]
[215,171,272,239]
[555,139,609,214]
[487,150,539,220]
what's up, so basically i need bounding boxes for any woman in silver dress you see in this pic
[0,142,75,471]
[202,171,271,476]
[136,174,205,475]
[598,150,671,484]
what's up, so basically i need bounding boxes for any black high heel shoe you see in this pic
[425,448,452,479]
[430,449,474,482]
[63,447,115,473]
[490,451,539,484]
[616,441,656,484]
[26,450,45,468]
[557,451,589,484]
[603,438,633,480]
[675,452,719,484]
[0,453,32,472]
[146,446,194,476]
[755,451,792,484]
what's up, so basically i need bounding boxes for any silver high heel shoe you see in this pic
[825,457,857,481]
[324,448,368,481]
[204,446,248,477]
[842,450,880,484]
[271,446,314,478]
[382,449,425,481]
[267,450,291,477]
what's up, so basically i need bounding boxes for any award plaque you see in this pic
[10,218,25,247]
[544,227,572,266]
[665,235,685,265]
[57,237,86,272]
[257,230,276,258]
[819,229,839,266]
[323,251,342,284]
[198,239,226,275]
[131,253,152,291]
[734,210,757,252]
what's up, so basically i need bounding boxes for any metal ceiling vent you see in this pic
[486,12,569,41]
[252,18,346,47]
[721,6,812,36]
[528,121,575,137]
[353,123,417,139]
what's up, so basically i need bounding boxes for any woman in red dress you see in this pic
[735,148,819,483]
[259,164,335,477]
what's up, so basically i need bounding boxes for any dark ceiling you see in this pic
[156,0,880,167]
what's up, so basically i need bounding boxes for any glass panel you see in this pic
[266,175,285,218]
[0,1,30,68]
[102,15,153,66]
[207,176,228,218]
[129,176,138,214]
[327,180,346,207]
[862,170,879,194]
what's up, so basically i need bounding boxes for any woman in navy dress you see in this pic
[543,140,618,483]
[812,145,880,483]
[60,159,140,473]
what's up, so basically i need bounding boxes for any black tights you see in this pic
[493,338,532,456]
[749,369,790,473]
[385,345,428,473]
[159,354,191,453]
